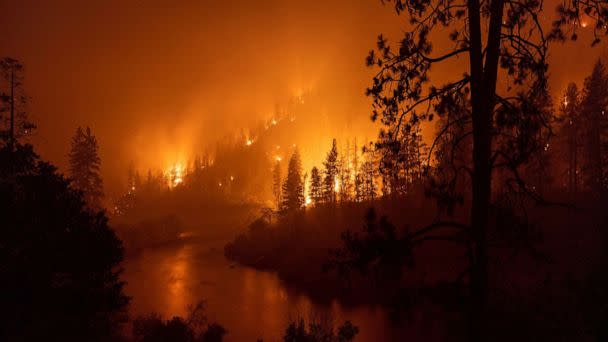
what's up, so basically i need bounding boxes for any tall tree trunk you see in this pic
[467,0,504,340]
[470,120,491,342]
[466,0,486,339]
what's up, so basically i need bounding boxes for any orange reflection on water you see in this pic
[123,239,408,341]
[166,245,191,316]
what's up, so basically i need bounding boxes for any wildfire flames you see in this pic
[166,164,185,188]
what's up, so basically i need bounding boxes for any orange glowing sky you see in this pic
[1,0,606,194]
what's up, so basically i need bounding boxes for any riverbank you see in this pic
[224,197,449,307]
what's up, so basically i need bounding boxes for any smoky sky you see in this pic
[1,0,606,194]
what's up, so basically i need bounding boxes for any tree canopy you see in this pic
[0,143,128,341]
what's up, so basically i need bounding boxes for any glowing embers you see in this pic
[166,163,185,188]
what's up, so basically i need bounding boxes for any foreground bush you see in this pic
[283,318,358,342]
[132,302,227,342]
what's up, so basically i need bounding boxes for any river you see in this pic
[121,235,416,341]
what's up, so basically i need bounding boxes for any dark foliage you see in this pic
[0,57,35,146]
[364,0,608,340]
[132,302,226,342]
[69,126,104,209]
[225,192,439,305]
[0,144,128,341]
[283,318,358,342]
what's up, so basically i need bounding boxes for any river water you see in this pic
[121,236,415,341]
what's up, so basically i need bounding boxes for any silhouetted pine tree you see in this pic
[68,126,103,209]
[322,139,339,203]
[280,151,304,212]
[520,89,554,198]
[580,60,608,192]
[309,166,323,206]
[352,139,361,200]
[556,83,582,194]
[338,141,353,202]
[378,122,427,197]
[361,144,378,201]
[0,57,35,148]
[272,160,282,210]
[354,173,364,202]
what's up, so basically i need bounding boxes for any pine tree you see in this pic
[338,141,353,202]
[352,139,360,200]
[301,171,308,206]
[361,160,377,202]
[322,139,339,203]
[309,166,323,206]
[400,123,426,190]
[272,160,282,210]
[580,60,608,192]
[377,121,428,198]
[68,126,103,209]
[361,144,378,201]
[377,134,401,197]
[521,90,554,197]
[409,124,427,183]
[0,57,35,148]
[354,174,364,202]
[280,151,304,212]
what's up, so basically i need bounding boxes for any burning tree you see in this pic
[272,160,282,209]
[309,166,323,206]
[280,150,305,213]
[322,139,339,203]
